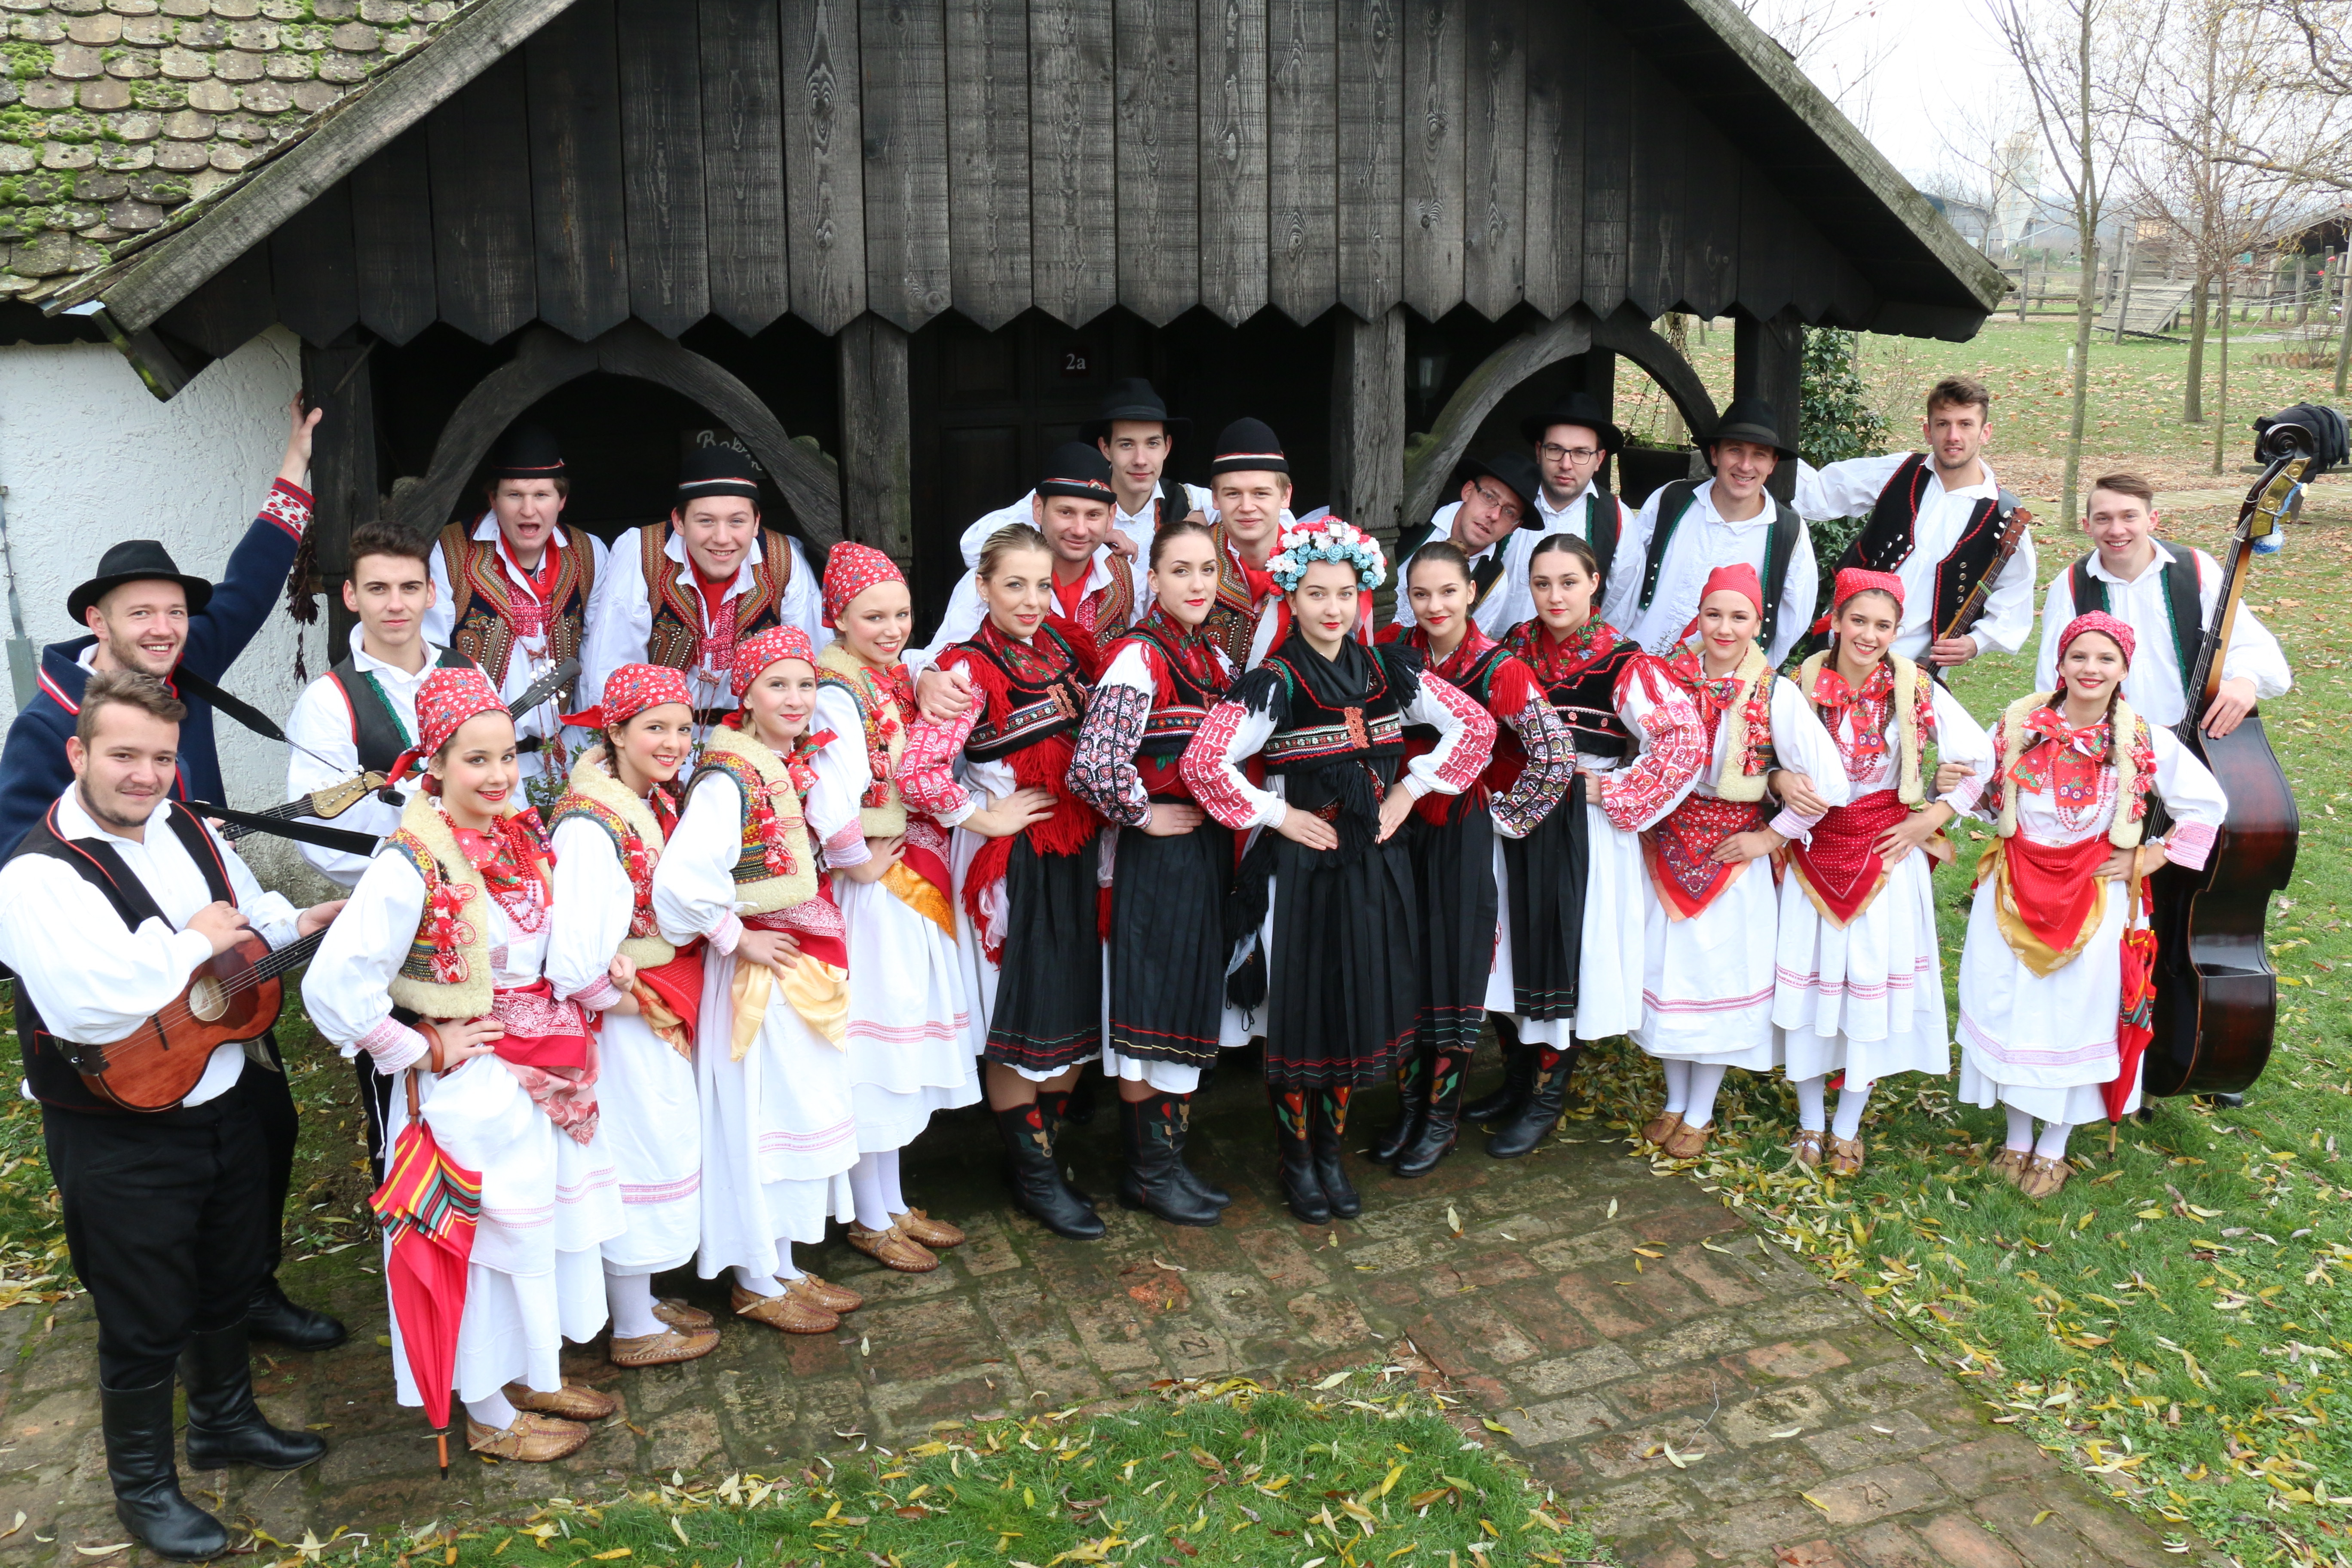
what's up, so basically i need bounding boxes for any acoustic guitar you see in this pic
[76,928,326,1112]
[2139,431,2308,1097]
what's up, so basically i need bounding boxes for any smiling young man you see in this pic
[1390,450,1546,636]
[0,672,343,1559]
[424,426,609,805]
[2033,472,2291,735]
[1793,377,2037,668]
[582,444,827,728]
[1606,398,1818,666]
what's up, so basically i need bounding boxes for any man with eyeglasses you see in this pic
[1525,393,1629,568]
[1390,451,1546,635]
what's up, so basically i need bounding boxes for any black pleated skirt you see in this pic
[986,833,1105,1074]
[1403,805,1500,1055]
[1107,818,1235,1069]
[1502,774,1589,1020]
[1260,834,1421,1090]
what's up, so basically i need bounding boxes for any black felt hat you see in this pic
[1037,441,1118,503]
[1209,417,1289,477]
[674,444,765,508]
[1520,392,1625,455]
[487,423,567,481]
[1461,450,1545,519]
[1705,397,1798,463]
[1081,378,1191,443]
[68,539,213,623]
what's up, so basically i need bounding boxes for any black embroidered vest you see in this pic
[1823,453,2021,646]
[326,645,475,774]
[1110,618,1227,801]
[960,624,1092,764]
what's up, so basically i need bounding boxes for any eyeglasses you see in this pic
[1540,444,1602,463]
[1472,483,1524,524]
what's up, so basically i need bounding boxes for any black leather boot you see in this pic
[1035,1090,1099,1210]
[1368,1048,1429,1164]
[1274,1108,1329,1225]
[181,1322,329,1472]
[1393,1049,1470,1179]
[1118,1095,1222,1227]
[1310,1098,1361,1219]
[995,1102,1105,1240]
[1463,1020,1536,1124]
[1161,1094,1231,1208]
[246,1274,347,1352]
[101,1378,228,1560]
[1485,1044,1581,1159]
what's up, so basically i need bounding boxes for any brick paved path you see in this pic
[0,1066,2212,1568]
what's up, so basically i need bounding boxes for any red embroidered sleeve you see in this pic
[1181,698,1263,830]
[1490,681,1575,839]
[1067,683,1154,827]
[1408,673,1496,795]
[260,478,312,540]
[895,654,983,819]
[1598,655,1706,832]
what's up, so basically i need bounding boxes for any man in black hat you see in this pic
[583,442,826,726]
[1605,397,1818,666]
[0,396,349,1357]
[1087,377,1210,559]
[1196,417,1300,666]
[913,443,1143,714]
[1525,392,1631,576]
[423,423,609,809]
[1392,450,1547,638]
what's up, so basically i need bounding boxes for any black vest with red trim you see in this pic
[325,645,476,774]
[1106,616,1229,803]
[6,802,236,1112]
[957,623,1093,764]
[1232,639,1419,844]
[635,522,795,677]
[1403,636,1514,826]
[1826,453,2022,641]
[1504,623,1640,763]
[438,523,600,686]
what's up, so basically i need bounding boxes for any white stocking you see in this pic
[1792,1074,1828,1133]
[1661,1060,1694,1117]
[2034,1121,2076,1162]
[879,1148,908,1215]
[1684,1064,1729,1129]
[603,1268,663,1340]
[849,1153,894,1232]
[466,1390,518,1431]
[2004,1107,2036,1152]
[771,1242,805,1283]
[1831,1078,1872,1142]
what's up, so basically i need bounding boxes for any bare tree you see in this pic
[1733,0,1905,133]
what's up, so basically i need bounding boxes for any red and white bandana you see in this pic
[823,542,905,629]
[1832,567,1904,613]
[2057,609,2136,666]
[732,624,818,697]
[561,662,691,733]
[390,666,508,782]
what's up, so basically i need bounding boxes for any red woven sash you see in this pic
[1786,789,1914,928]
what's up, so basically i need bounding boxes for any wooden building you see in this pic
[45,0,2003,631]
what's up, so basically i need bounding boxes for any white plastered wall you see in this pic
[0,325,335,897]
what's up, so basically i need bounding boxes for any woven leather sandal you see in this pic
[1827,1136,1865,1177]
[1660,1120,1714,1160]
[793,1274,863,1314]
[848,1223,940,1274]
[503,1379,615,1421]
[895,1208,967,1249]
[2017,1154,2073,1200]
[653,1298,716,1331]
[1985,1147,2030,1186]
[1640,1110,1683,1146]
[1791,1130,1825,1168]
[731,1283,836,1335]
[467,1411,588,1462]
[609,1325,721,1368]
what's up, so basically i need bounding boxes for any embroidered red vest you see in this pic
[439,523,599,685]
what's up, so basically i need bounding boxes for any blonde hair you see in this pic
[977,522,1053,580]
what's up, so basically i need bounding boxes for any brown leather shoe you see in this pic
[1986,1147,2030,1186]
[503,1379,615,1421]
[1640,1110,1683,1146]
[1827,1135,1865,1177]
[1791,1129,1825,1169]
[731,1282,837,1335]
[895,1207,967,1249]
[653,1298,716,1331]
[1660,1120,1713,1160]
[792,1274,863,1314]
[848,1222,940,1274]
[2017,1154,2072,1200]
[610,1325,721,1367]
[467,1411,589,1462]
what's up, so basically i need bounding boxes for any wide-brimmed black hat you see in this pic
[674,444,765,508]
[1038,441,1118,504]
[1520,392,1624,455]
[1461,449,1544,520]
[1081,378,1191,443]
[68,540,213,623]
[1209,417,1288,477]
[1704,397,1797,463]
[487,423,566,481]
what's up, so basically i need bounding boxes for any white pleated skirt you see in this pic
[1485,802,1651,1046]
[1772,848,1951,1085]
[1955,872,2136,1124]
[592,1010,702,1274]
[838,875,981,1150]
[1634,854,1782,1070]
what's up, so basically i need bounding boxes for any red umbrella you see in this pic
[2105,879,2159,1126]
[368,1070,482,1475]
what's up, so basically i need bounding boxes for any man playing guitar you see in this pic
[0,672,343,1559]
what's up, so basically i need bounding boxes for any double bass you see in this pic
[2139,414,2326,1097]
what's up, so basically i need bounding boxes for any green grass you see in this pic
[296,1370,1608,1568]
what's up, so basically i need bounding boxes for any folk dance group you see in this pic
[0,376,2291,1556]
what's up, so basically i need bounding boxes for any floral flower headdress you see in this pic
[1265,517,1386,594]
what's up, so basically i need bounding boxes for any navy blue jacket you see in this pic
[0,480,310,856]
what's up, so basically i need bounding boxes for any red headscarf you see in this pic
[560,662,691,733]
[731,624,818,697]
[1831,567,1904,614]
[823,542,905,630]
[1673,562,1765,646]
[389,666,508,784]
[2057,610,2136,665]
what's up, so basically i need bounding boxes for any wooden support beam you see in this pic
[1400,305,1592,528]
[1733,308,1803,502]
[1328,304,1408,543]
[836,315,914,566]
[301,332,380,655]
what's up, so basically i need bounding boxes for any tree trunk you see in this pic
[2210,269,2231,475]
[2336,255,2351,397]
[2184,273,2208,423]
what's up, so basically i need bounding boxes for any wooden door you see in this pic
[907,311,1163,631]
